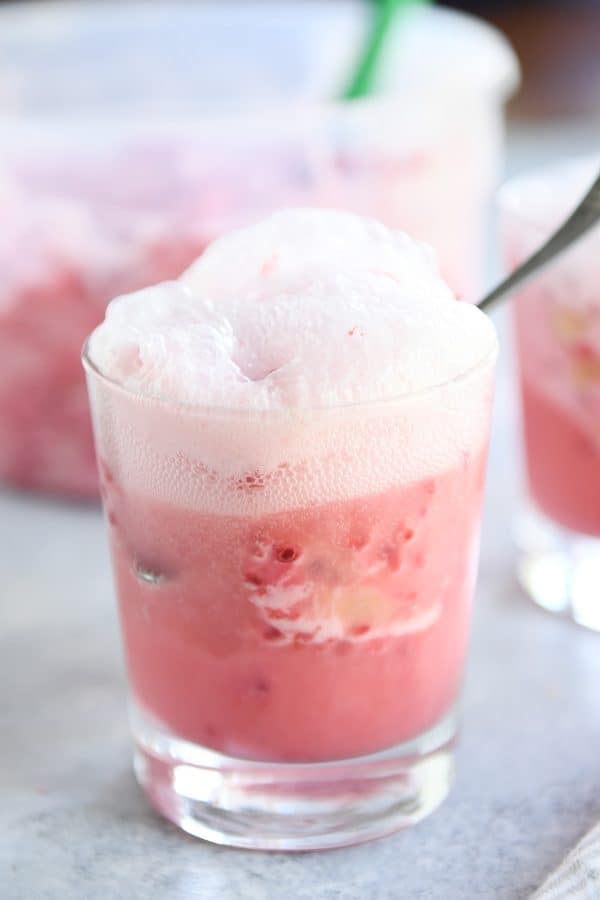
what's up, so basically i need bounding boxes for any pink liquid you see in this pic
[102,449,487,763]
[512,255,600,537]
[0,233,210,496]
[521,377,600,536]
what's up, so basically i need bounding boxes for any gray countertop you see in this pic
[3,126,600,900]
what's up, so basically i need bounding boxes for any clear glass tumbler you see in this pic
[500,155,600,631]
[83,337,496,850]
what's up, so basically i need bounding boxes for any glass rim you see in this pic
[81,331,498,420]
[497,152,600,235]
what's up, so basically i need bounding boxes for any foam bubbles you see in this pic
[88,208,496,409]
[87,210,497,511]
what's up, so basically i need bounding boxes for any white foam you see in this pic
[87,210,497,511]
[89,208,496,409]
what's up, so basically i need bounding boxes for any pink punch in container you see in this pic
[0,1,518,498]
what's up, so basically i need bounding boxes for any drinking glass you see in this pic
[83,334,497,849]
[501,156,600,631]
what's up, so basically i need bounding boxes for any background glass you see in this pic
[500,155,600,631]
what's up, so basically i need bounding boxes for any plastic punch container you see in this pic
[0,0,519,498]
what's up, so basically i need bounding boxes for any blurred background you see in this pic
[1,0,599,121]
[2,3,600,895]
[449,0,600,121]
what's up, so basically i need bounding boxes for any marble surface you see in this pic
[3,126,600,899]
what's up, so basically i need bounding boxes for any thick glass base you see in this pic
[515,502,600,632]
[131,703,457,850]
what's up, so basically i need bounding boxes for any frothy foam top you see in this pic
[88,209,496,409]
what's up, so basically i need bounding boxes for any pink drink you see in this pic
[502,158,600,630]
[0,142,221,496]
[103,452,487,763]
[504,159,600,536]
[85,210,497,847]
[0,229,211,496]
[518,349,600,537]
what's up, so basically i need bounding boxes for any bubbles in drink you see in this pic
[88,209,496,414]
[134,561,166,585]
[274,544,300,564]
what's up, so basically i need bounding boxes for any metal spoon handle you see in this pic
[478,169,600,313]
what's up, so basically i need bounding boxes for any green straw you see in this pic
[343,0,430,100]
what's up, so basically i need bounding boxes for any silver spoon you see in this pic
[478,169,600,312]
